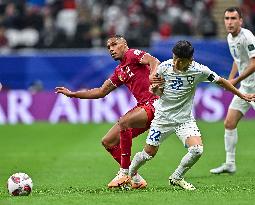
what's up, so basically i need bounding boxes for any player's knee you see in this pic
[101,138,115,149]
[188,144,203,157]
[144,150,156,158]
[224,119,237,130]
[118,117,129,130]
[101,138,108,148]
[144,144,158,157]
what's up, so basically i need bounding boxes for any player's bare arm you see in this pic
[140,53,160,73]
[231,57,255,86]
[228,61,238,85]
[140,53,161,82]
[216,77,255,102]
[55,79,116,99]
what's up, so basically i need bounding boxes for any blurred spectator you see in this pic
[197,12,217,37]
[0,0,218,50]
[240,0,255,33]
[56,0,77,38]
[2,3,21,29]
[71,7,93,48]
[24,5,44,31]
[171,17,191,36]
[159,22,172,39]
[103,5,128,37]
[0,24,9,54]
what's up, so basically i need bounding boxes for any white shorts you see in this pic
[229,85,255,115]
[146,120,201,147]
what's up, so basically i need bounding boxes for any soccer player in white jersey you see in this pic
[210,7,255,174]
[120,40,255,190]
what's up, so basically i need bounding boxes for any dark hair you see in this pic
[172,40,194,59]
[224,7,242,18]
[108,34,126,40]
[107,34,127,45]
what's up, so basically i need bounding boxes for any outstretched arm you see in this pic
[55,79,116,99]
[216,77,255,102]
[230,57,255,86]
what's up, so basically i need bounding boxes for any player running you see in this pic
[119,40,255,190]
[55,35,162,189]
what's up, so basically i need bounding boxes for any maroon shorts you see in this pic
[126,103,155,139]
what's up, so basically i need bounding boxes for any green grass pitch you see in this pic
[0,121,254,205]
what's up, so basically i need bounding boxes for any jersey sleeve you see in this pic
[199,65,220,83]
[109,68,123,87]
[244,30,255,59]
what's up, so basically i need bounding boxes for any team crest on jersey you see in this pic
[134,49,142,55]
[187,76,195,84]
[118,75,124,81]
[248,44,255,51]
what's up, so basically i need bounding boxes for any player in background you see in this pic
[55,35,162,188]
[210,7,255,174]
[120,40,255,190]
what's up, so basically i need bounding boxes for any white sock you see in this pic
[120,168,129,175]
[224,128,238,164]
[171,145,203,180]
[132,173,142,183]
[129,150,152,177]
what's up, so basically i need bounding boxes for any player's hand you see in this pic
[149,73,165,86]
[149,84,164,96]
[242,93,255,102]
[55,87,73,97]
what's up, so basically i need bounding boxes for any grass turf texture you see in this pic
[0,121,254,205]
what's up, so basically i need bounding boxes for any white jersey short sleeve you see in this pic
[227,28,255,87]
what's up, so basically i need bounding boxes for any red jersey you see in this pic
[109,49,158,106]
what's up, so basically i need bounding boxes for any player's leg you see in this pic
[101,123,129,188]
[109,107,149,187]
[101,116,150,166]
[128,127,154,189]
[118,106,151,172]
[129,144,158,177]
[210,90,251,174]
[210,108,243,174]
[101,123,121,164]
[106,106,153,188]
[128,126,171,188]
[125,144,157,189]
[169,121,203,190]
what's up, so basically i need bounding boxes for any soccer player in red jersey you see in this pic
[55,35,161,188]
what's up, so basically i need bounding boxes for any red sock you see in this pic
[120,129,132,169]
[106,145,121,165]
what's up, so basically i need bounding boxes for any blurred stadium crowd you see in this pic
[0,0,254,51]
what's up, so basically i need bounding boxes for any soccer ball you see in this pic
[7,172,33,196]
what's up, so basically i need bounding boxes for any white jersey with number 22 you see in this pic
[153,59,220,125]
